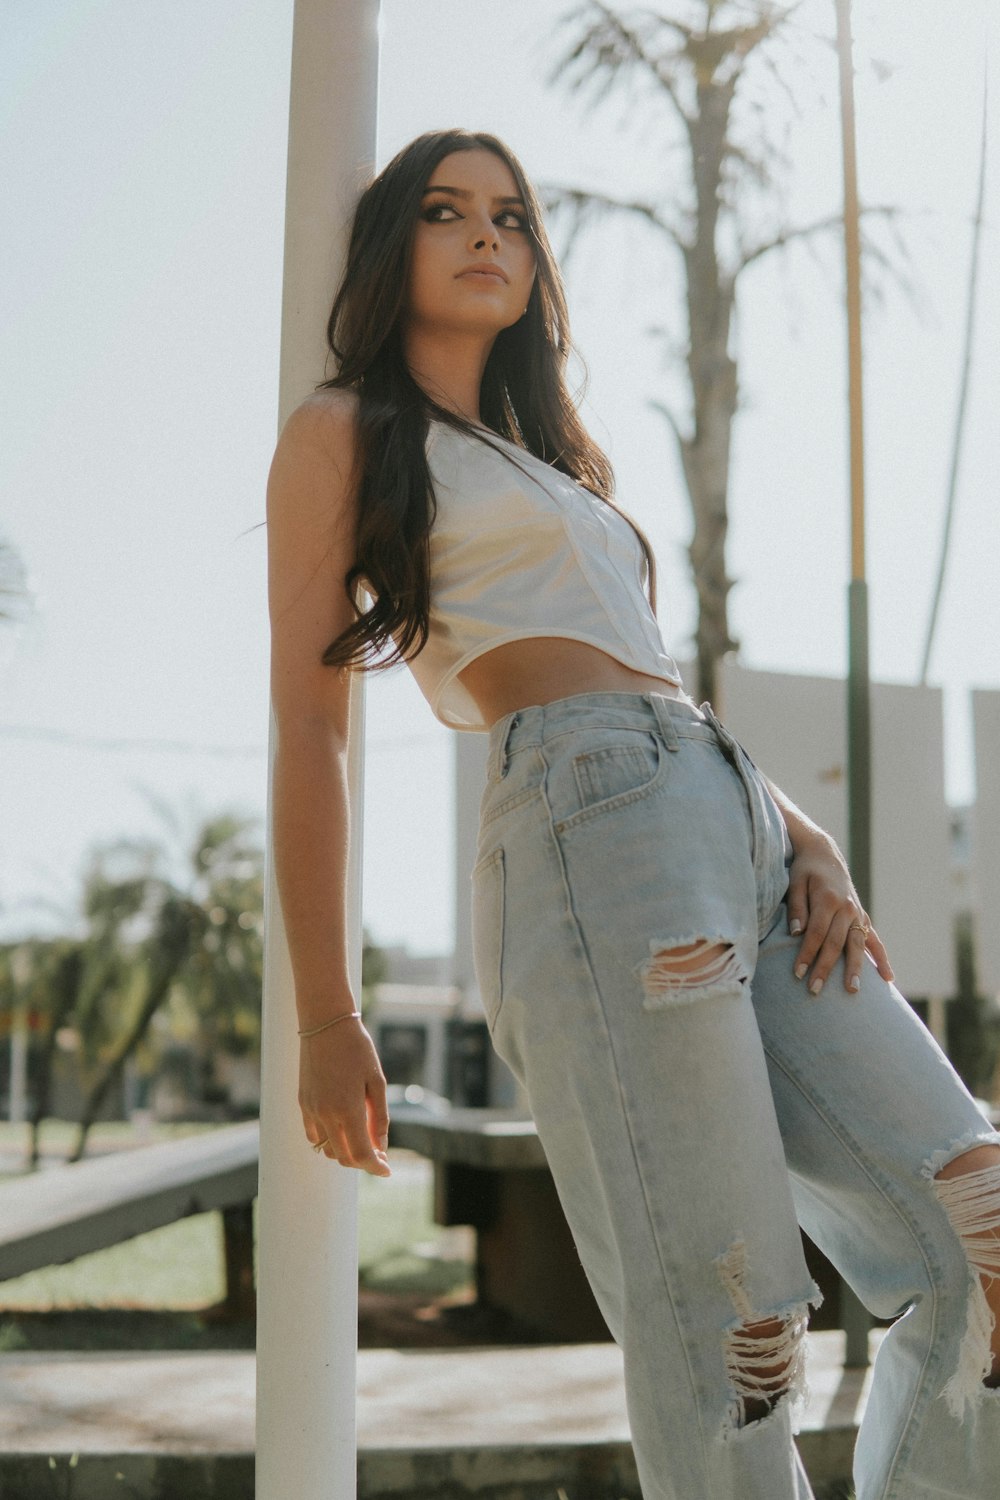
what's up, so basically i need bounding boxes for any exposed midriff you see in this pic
[456,635,696,730]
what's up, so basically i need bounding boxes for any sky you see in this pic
[1,0,997,956]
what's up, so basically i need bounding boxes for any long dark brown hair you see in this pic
[317,128,658,673]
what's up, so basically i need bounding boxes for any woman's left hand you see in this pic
[785,832,894,996]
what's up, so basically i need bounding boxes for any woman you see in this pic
[266,129,1000,1500]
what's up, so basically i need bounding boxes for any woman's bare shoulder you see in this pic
[277,388,361,466]
[266,390,364,731]
[267,393,361,546]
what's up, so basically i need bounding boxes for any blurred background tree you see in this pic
[0,808,266,1165]
[946,911,1000,1102]
[0,808,395,1167]
[544,0,917,705]
[65,810,265,1161]
[361,929,388,1013]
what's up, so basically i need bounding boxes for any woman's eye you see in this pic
[422,203,459,222]
[421,203,527,230]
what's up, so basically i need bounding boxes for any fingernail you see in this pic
[848,975,860,993]
[789,919,803,936]
[794,963,808,980]
[809,977,823,995]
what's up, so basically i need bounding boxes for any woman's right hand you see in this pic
[298,1017,392,1177]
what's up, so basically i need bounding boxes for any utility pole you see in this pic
[835,0,873,1371]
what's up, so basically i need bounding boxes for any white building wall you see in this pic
[716,661,955,998]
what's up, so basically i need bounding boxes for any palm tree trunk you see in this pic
[69,961,183,1162]
[28,947,83,1170]
[682,80,741,706]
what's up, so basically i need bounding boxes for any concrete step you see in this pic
[0,1330,882,1498]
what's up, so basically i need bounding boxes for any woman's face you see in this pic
[405,148,537,339]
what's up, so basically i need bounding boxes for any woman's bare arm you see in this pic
[266,391,390,1176]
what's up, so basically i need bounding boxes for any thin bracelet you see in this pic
[297,1010,362,1038]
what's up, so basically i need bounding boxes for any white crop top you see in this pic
[365,419,684,732]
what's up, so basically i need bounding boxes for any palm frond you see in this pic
[549,2,694,131]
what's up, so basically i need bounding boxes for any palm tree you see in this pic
[25,941,87,1169]
[165,813,265,1086]
[0,936,80,1168]
[67,810,265,1161]
[0,810,265,1165]
[544,0,916,704]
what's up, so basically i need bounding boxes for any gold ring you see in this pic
[311,1136,330,1153]
[848,920,869,936]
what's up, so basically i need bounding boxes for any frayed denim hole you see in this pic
[929,1149,1000,1420]
[714,1235,818,1436]
[634,936,746,1011]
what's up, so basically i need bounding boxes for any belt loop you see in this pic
[643,693,681,752]
[700,700,737,762]
[486,709,519,782]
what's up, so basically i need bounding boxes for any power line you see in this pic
[0,724,443,757]
[0,724,268,758]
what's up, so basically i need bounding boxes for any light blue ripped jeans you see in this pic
[469,690,1000,1500]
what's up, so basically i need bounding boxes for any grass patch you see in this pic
[0,1122,471,1341]
[0,1210,227,1311]
[358,1167,473,1299]
[0,1119,218,1156]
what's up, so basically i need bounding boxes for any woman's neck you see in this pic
[402,325,494,424]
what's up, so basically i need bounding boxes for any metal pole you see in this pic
[8,947,30,1126]
[256,5,379,1498]
[8,1007,27,1126]
[835,0,872,1370]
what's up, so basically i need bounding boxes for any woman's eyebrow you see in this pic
[421,186,525,205]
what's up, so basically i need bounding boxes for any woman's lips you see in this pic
[457,264,508,284]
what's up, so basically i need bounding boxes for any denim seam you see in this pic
[538,740,713,1486]
[474,847,505,1031]
[525,722,663,750]
[515,723,719,750]
[734,752,762,879]
[470,843,505,882]
[553,776,670,833]
[480,785,541,828]
[762,1039,945,1497]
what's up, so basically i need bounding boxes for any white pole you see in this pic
[256,5,379,1499]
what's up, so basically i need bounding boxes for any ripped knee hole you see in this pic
[931,1142,1000,1415]
[724,1312,809,1427]
[636,937,746,1007]
[715,1237,816,1431]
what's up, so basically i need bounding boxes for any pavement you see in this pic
[0,1328,882,1498]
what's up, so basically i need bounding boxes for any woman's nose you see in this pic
[469,220,500,253]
